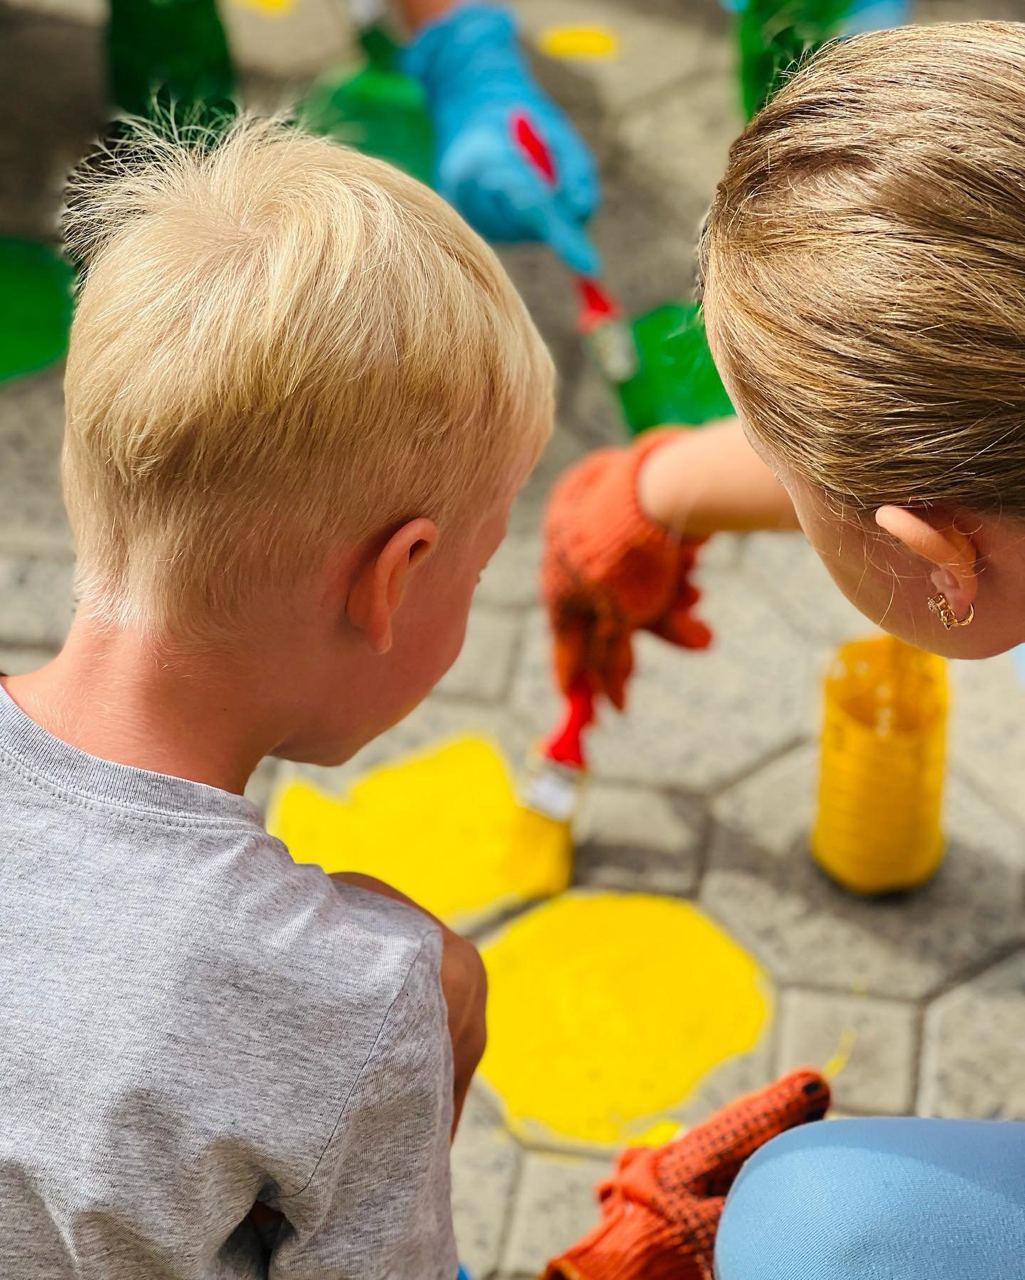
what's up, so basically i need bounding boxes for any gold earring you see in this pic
[927,593,975,630]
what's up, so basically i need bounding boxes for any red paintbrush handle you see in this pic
[542,678,596,770]
[512,112,556,185]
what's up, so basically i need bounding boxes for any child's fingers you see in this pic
[597,630,634,711]
[553,614,592,696]
[656,1070,831,1198]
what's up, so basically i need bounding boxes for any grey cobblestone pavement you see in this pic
[2,0,1023,1276]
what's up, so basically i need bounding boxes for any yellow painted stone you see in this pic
[231,0,293,13]
[480,893,772,1147]
[537,25,620,60]
[267,736,572,927]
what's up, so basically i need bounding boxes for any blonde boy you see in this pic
[0,117,552,1278]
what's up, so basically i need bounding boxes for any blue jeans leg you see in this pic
[715,1117,1025,1279]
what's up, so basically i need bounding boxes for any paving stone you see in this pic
[451,1085,522,1280]
[574,781,704,895]
[477,533,541,611]
[920,949,1025,1120]
[741,533,871,648]
[0,646,58,675]
[513,0,728,119]
[0,369,72,552]
[438,607,524,703]
[948,652,1025,837]
[673,1026,776,1127]
[0,550,75,647]
[777,989,919,1116]
[706,749,1025,1000]
[511,567,819,792]
[502,1152,610,1279]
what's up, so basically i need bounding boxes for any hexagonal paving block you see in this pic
[948,652,1025,837]
[451,1086,522,1280]
[705,746,1025,999]
[437,607,524,703]
[268,734,572,930]
[502,1151,610,1279]
[0,369,70,550]
[920,949,1025,1120]
[573,780,705,896]
[777,989,919,1116]
[478,892,772,1148]
[510,567,820,792]
[741,533,870,648]
[0,549,75,648]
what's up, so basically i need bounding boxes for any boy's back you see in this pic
[0,684,455,1278]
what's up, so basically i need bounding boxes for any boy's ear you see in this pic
[347,518,438,654]
[875,505,979,616]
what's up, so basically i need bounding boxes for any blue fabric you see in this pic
[715,1117,1025,1279]
[403,4,600,275]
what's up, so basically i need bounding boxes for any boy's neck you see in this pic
[3,616,281,796]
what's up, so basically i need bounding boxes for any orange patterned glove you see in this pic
[544,1070,831,1280]
[542,431,712,711]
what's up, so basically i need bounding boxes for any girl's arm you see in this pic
[638,417,800,537]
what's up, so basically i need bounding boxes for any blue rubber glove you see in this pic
[403,4,600,276]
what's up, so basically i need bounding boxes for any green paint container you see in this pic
[0,239,74,384]
[107,0,235,122]
[299,25,434,186]
[615,302,733,434]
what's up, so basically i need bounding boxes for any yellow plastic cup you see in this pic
[812,635,949,894]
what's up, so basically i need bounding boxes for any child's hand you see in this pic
[545,1069,831,1280]
[332,873,486,1134]
[542,431,712,711]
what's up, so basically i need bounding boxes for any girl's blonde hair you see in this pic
[62,116,553,636]
[701,21,1025,514]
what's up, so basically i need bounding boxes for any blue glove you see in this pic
[403,4,600,276]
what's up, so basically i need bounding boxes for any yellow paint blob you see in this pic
[480,893,772,1147]
[267,737,571,927]
[230,0,293,13]
[537,25,620,60]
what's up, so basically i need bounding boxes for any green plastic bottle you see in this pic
[738,0,851,119]
[107,0,235,123]
[616,302,733,434]
[299,23,434,185]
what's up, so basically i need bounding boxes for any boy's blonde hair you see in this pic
[63,117,553,635]
[701,22,1025,515]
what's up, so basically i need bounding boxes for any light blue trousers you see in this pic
[715,1118,1025,1278]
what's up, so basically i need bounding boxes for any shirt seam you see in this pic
[0,743,261,833]
[274,927,439,1203]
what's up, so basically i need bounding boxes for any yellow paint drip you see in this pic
[537,25,620,60]
[267,737,571,926]
[480,893,771,1147]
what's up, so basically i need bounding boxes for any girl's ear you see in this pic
[875,506,978,616]
[346,518,438,654]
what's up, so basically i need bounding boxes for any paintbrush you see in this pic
[511,113,638,385]
[520,676,595,823]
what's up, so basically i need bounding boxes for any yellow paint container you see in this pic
[812,635,949,895]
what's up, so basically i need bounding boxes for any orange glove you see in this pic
[544,1069,831,1280]
[542,431,712,710]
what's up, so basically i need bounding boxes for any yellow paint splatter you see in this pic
[537,25,620,60]
[823,1026,858,1080]
[267,737,571,927]
[231,0,294,14]
[480,893,772,1147]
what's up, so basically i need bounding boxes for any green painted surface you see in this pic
[0,239,74,384]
